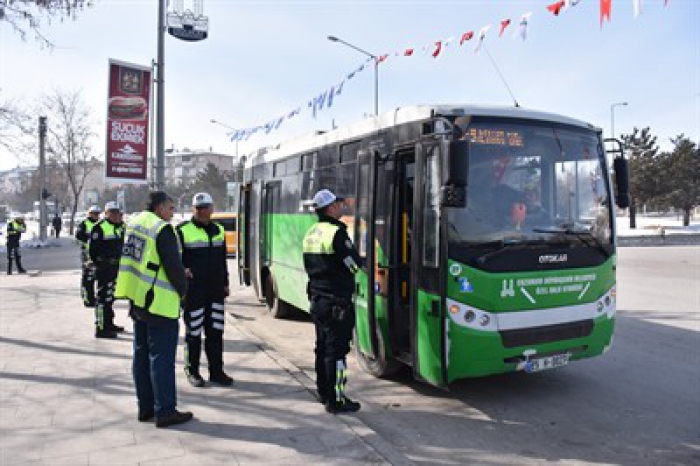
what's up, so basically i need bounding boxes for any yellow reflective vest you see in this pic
[115,211,182,319]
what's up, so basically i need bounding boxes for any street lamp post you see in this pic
[155,0,166,190]
[328,35,378,117]
[610,102,628,140]
[211,119,238,158]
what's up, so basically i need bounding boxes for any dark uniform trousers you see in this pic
[81,249,96,307]
[6,245,24,274]
[95,262,119,330]
[310,295,355,403]
[183,288,226,377]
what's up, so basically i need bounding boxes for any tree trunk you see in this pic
[70,192,80,235]
[683,208,690,227]
[629,198,637,229]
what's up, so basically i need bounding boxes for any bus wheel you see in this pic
[354,326,402,378]
[265,273,291,319]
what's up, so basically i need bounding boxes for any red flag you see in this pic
[432,41,442,58]
[499,19,511,37]
[376,54,389,65]
[600,0,612,27]
[404,48,414,56]
[460,31,474,45]
[547,0,566,15]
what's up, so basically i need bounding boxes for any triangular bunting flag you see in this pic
[474,25,491,53]
[460,31,474,45]
[499,19,511,37]
[515,12,532,41]
[432,41,443,58]
[600,0,612,27]
[547,0,566,15]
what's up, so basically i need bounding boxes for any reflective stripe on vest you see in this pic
[8,221,25,236]
[85,218,98,234]
[95,221,124,240]
[115,211,181,319]
[303,222,339,255]
[178,221,225,250]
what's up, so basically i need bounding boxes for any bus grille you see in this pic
[499,320,595,348]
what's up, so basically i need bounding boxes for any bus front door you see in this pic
[410,140,448,387]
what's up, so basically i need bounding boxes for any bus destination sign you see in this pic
[469,128,524,147]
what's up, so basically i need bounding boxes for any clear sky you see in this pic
[1,0,698,171]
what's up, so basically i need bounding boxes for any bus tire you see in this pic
[265,273,292,319]
[354,326,402,378]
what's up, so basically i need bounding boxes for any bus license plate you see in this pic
[526,353,570,373]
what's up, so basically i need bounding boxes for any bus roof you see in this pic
[245,104,599,167]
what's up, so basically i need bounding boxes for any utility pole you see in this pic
[38,116,47,241]
[155,0,166,190]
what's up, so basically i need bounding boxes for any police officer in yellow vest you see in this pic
[6,214,27,275]
[176,192,233,388]
[116,191,193,428]
[303,189,362,414]
[76,205,102,307]
[89,201,125,338]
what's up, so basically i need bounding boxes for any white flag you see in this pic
[474,25,492,53]
[514,12,532,41]
[633,0,643,18]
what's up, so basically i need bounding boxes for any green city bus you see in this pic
[233,105,630,386]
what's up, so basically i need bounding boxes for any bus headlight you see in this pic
[479,315,491,326]
[464,311,476,323]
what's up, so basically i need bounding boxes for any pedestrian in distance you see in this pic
[116,191,193,428]
[51,213,62,238]
[176,192,233,388]
[5,214,27,275]
[90,201,125,338]
[303,189,363,414]
[76,205,101,307]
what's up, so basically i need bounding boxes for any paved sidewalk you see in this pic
[0,271,387,465]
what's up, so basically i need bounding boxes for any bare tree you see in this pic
[40,89,99,233]
[0,0,94,48]
[0,95,35,161]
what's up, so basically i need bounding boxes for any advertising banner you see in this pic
[105,59,152,183]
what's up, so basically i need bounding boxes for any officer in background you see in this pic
[76,205,102,307]
[303,189,362,414]
[116,191,192,428]
[6,214,27,275]
[176,192,233,387]
[90,201,125,338]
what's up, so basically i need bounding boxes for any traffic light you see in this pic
[41,188,51,200]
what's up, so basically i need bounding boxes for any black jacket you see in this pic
[89,219,125,265]
[130,225,188,325]
[303,215,362,301]
[176,217,229,291]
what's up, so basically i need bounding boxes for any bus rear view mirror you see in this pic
[441,140,469,207]
[613,157,630,209]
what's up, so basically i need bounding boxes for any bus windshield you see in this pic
[448,118,612,255]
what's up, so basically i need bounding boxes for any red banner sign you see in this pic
[105,60,151,183]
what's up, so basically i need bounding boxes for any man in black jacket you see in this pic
[6,214,27,275]
[176,192,232,387]
[90,202,125,338]
[120,191,193,428]
[303,189,363,414]
[76,205,102,307]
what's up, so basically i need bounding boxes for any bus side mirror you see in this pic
[613,157,630,209]
[441,140,469,207]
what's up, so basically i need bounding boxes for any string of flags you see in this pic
[227,0,670,143]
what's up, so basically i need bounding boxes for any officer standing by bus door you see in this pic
[176,192,233,387]
[76,205,102,307]
[6,214,27,275]
[303,189,362,414]
[90,201,125,338]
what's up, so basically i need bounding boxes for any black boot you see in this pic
[95,329,118,339]
[209,371,233,386]
[186,370,205,388]
[326,397,361,414]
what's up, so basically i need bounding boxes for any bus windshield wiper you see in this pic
[473,237,547,265]
[533,227,610,257]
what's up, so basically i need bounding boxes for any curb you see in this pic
[225,311,413,466]
[618,233,700,247]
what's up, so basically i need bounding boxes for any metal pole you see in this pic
[610,105,615,140]
[374,59,379,116]
[38,116,47,241]
[155,0,166,190]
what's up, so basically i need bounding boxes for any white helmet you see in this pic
[88,205,102,214]
[192,192,213,207]
[104,201,121,212]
